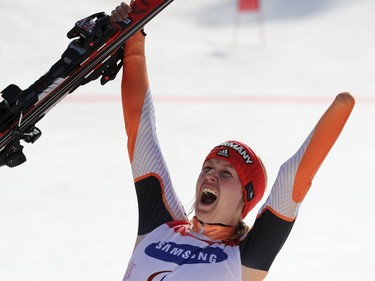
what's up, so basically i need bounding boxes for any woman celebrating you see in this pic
[111,3,355,280]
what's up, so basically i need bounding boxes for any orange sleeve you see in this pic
[257,92,355,221]
[120,32,187,224]
[121,31,148,163]
[292,92,355,202]
[241,93,355,271]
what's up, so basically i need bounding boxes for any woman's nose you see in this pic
[205,169,218,181]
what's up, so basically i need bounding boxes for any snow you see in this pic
[0,0,374,280]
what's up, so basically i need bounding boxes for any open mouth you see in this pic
[200,187,218,205]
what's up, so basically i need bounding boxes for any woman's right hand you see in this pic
[110,2,132,22]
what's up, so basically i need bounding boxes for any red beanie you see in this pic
[204,140,266,219]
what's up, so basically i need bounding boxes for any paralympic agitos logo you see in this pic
[145,241,228,265]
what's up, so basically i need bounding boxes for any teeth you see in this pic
[202,187,217,197]
[200,187,218,205]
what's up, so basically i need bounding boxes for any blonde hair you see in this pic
[230,220,250,241]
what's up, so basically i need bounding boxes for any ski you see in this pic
[0,0,173,168]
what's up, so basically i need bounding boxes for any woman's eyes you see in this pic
[202,166,211,171]
[222,170,233,177]
[202,166,233,177]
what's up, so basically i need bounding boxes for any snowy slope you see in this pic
[0,0,374,280]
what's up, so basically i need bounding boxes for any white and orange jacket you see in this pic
[120,32,354,281]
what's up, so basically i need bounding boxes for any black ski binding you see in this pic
[0,125,41,167]
[0,0,175,168]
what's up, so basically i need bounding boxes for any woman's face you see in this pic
[195,158,244,226]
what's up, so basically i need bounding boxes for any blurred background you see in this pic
[1,0,374,280]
